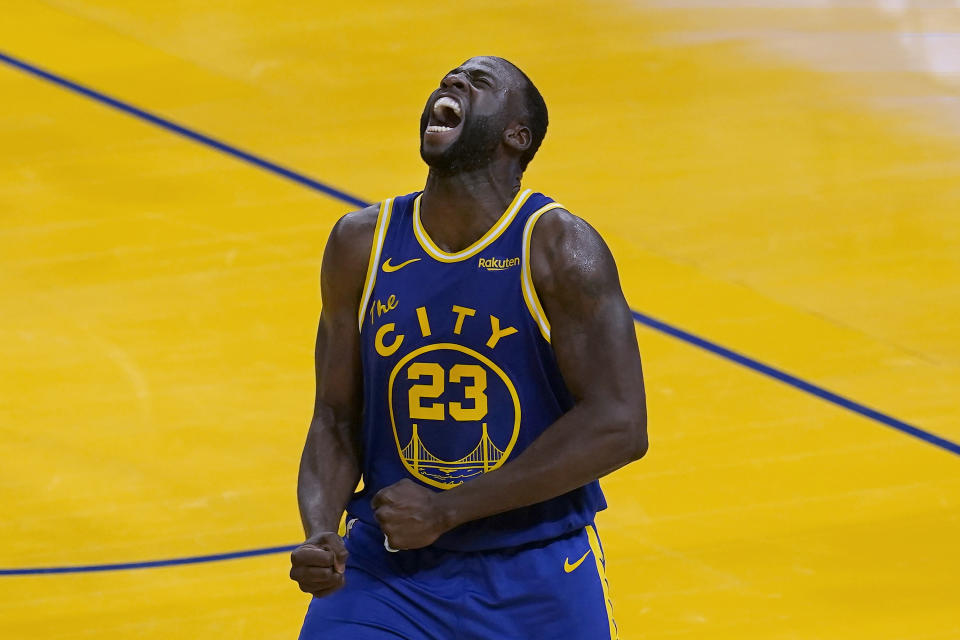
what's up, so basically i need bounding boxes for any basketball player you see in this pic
[291,56,647,639]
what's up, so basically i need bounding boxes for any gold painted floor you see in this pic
[1,1,958,638]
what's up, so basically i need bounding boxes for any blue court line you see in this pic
[0,50,956,578]
[0,51,369,209]
[0,544,298,576]
[632,311,960,456]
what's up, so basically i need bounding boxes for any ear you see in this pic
[503,123,532,155]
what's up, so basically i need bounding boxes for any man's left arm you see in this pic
[372,210,648,549]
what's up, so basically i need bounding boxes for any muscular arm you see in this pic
[290,204,377,596]
[373,210,648,548]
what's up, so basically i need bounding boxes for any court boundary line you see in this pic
[0,50,956,577]
[631,311,958,455]
[0,52,368,209]
[0,545,298,576]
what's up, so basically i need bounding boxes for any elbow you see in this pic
[625,417,648,462]
[601,407,647,464]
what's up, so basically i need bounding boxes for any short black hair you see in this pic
[495,58,548,172]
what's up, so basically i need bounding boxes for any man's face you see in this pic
[420,57,519,174]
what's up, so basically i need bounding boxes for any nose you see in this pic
[441,72,468,92]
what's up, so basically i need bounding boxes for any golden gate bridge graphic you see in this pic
[400,423,506,485]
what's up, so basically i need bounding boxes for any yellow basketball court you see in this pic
[1,1,957,638]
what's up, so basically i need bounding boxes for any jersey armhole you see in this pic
[521,202,565,343]
[357,197,395,332]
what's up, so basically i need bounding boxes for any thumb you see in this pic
[371,486,389,509]
[332,538,349,573]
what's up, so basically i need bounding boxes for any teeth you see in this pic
[426,125,453,133]
[433,96,462,118]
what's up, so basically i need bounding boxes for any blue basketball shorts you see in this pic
[298,518,619,640]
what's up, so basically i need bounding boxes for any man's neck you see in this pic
[420,163,522,253]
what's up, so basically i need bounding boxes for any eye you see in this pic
[470,73,492,88]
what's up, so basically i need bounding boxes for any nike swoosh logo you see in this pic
[563,550,591,573]
[382,258,421,273]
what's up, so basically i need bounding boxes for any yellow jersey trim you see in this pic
[521,202,565,342]
[586,525,619,640]
[357,198,394,331]
[412,189,532,262]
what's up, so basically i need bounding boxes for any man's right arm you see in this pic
[289,204,378,598]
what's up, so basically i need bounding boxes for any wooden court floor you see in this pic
[1,1,958,638]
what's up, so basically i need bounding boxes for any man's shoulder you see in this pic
[326,189,425,261]
[528,204,618,300]
[528,204,580,239]
[330,204,381,247]
[529,205,607,268]
[321,204,381,295]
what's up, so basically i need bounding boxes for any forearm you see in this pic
[436,402,646,529]
[297,403,362,537]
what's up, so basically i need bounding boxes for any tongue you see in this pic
[433,104,461,128]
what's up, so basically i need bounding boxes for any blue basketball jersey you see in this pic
[347,188,606,551]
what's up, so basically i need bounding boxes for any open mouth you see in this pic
[426,96,463,135]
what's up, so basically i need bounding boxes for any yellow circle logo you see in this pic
[388,343,521,489]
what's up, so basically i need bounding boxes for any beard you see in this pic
[419,109,504,175]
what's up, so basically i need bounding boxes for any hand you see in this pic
[372,479,452,550]
[289,531,348,598]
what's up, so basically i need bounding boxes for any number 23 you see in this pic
[408,362,488,421]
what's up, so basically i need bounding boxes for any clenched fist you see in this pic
[289,532,348,598]
[372,479,453,550]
